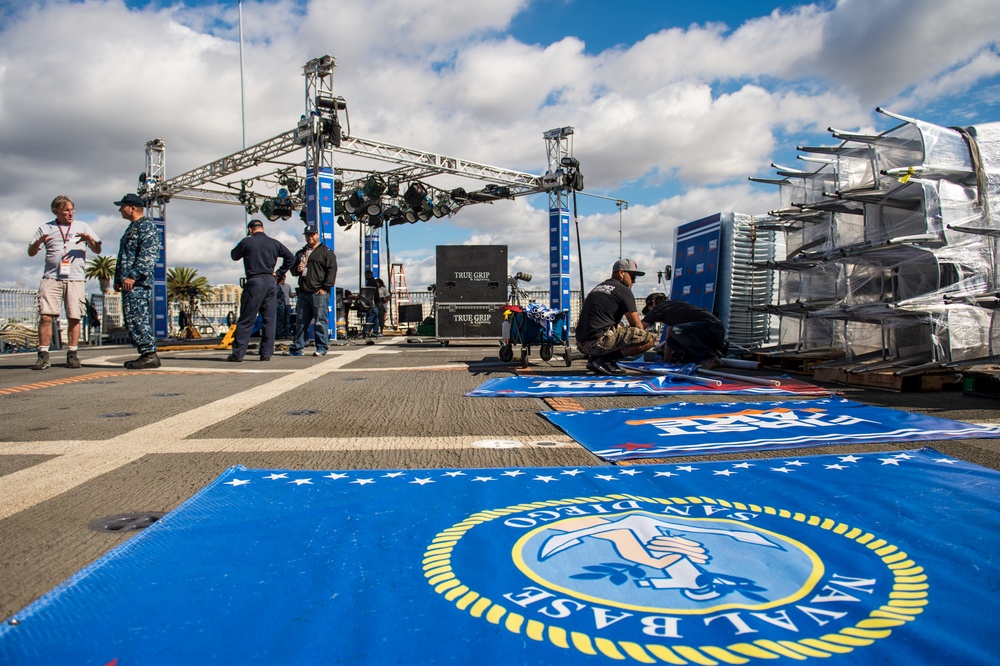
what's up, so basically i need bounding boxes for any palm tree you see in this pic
[167,267,213,334]
[84,255,116,294]
[166,267,213,303]
[85,255,117,332]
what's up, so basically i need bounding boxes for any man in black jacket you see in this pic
[227,219,294,362]
[286,224,338,356]
[642,292,727,369]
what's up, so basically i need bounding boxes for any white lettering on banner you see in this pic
[535,380,647,390]
[453,271,492,280]
[453,314,492,324]
[627,408,880,437]
[500,571,872,639]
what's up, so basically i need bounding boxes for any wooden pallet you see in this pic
[813,365,962,392]
[746,350,843,375]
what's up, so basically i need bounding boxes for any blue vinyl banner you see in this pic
[671,213,721,312]
[543,398,1000,461]
[3,449,1000,664]
[468,374,830,397]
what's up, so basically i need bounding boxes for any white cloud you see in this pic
[1,0,997,303]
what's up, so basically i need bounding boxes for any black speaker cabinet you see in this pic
[436,245,507,302]
[435,303,505,339]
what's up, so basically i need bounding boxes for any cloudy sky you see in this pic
[1,0,998,298]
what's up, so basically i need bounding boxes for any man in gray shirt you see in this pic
[27,195,102,370]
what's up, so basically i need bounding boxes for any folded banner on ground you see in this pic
[544,397,1000,460]
[467,373,829,397]
[2,449,998,664]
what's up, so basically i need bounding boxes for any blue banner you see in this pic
[544,397,1000,461]
[3,449,999,664]
[468,374,830,397]
[671,213,721,312]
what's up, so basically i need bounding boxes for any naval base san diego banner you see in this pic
[2,449,999,665]
[544,397,1000,460]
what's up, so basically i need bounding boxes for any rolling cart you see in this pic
[499,305,572,367]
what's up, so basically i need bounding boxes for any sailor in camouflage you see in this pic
[113,193,162,369]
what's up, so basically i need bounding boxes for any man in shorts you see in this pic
[27,195,102,370]
[574,258,656,375]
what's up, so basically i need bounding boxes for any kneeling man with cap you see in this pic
[641,292,728,369]
[575,258,656,375]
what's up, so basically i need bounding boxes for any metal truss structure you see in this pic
[138,57,570,213]
[135,55,582,339]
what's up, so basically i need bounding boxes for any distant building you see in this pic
[211,284,242,305]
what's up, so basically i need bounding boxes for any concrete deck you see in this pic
[2,337,999,620]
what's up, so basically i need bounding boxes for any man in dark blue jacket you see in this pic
[228,219,294,362]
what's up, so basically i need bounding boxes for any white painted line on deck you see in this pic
[0,347,386,520]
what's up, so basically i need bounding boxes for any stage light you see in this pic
[384,205,408,226]
[432,196,454,218]
[362,175,386,200]
[364,200,383,217]
[315,94,347,111]
[261,187,294,221]
[345,190,365,214]
[404,207,419,223]
[403,182,434,221]
[277,169,300,194]
[559,156,584,191]
[337,213,356,231]
[403,183,429,209]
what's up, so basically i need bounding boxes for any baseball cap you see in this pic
[113,193,145,208]
[642,292,667,315]
[613,258,645,276]
[247,219,264,229]
[303,225,319,235]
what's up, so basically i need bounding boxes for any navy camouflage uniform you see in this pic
[114,216,161,355]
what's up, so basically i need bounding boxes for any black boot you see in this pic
[32,350,50,371]
[126,352,161,369]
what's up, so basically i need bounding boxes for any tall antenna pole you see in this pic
[238,1,247,150]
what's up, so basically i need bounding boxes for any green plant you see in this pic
[84,255,117,292]
[166,267,213,303]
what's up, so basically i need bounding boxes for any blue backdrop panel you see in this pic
[2,450,999,664]
[467,374,830,397]
[306,166,337,337]
[152,218,168,338]
[549,206,571,316]
[544,397,1000,461]
[671,213,721,311]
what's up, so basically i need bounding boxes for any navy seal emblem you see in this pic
[425,494,925,662]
